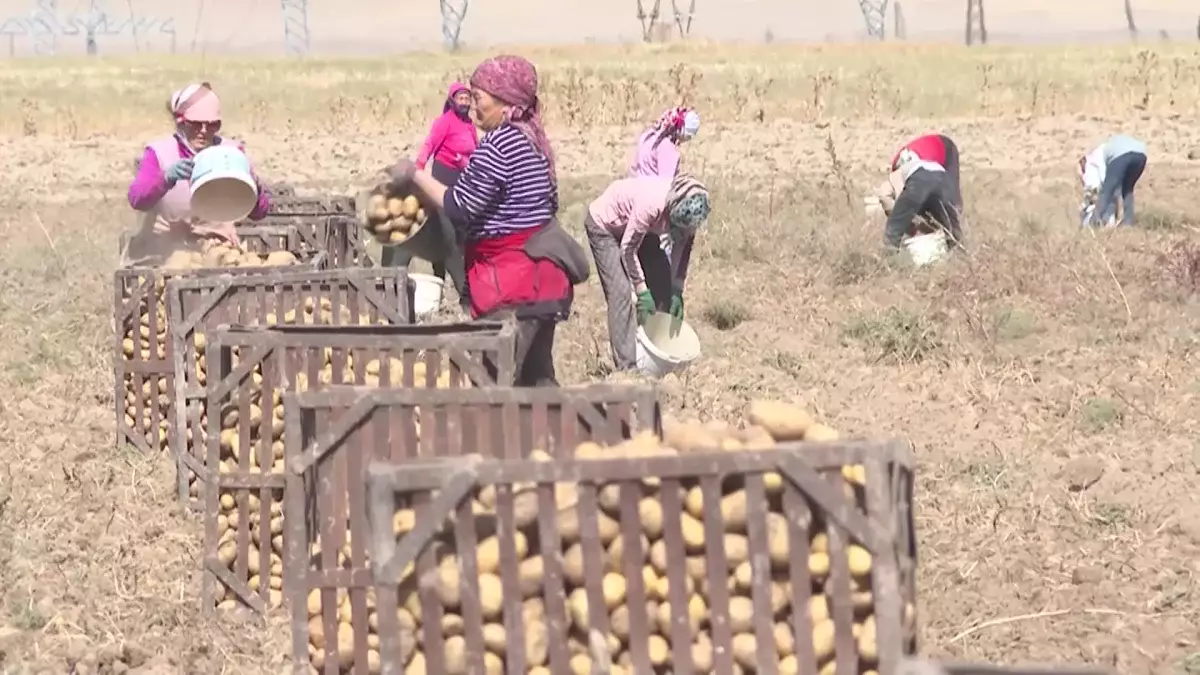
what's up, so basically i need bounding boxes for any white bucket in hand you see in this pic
[904,230,948,267]
[189,145,258,222]
[409,272,445,318]
[635,312,701,378]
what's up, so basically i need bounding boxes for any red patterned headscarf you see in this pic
[471,55,556,183]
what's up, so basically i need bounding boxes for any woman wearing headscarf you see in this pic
[876,133,963,250]
[389,55,588,387]
[1079,134,1147,228]
[124,82,270,265]
[630,106,701,260]
[382,83,477,310]
[585,172,710,372]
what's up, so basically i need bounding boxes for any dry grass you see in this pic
[0,43,1199,674]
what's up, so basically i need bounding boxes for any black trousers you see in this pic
[480,311,559,387]
[382,160,469,304]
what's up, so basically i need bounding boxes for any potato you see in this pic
[647,634,670,666]
[813,617,836,661]
[477,532,527,574]
[524,620,549,666]
[478,573,503,618]
[518,555,544,597]
[728,596,755,633]
[402,195,421,218]
[848,544,873,576]
[858,614,878,661]
[731,633,757,669]
[482,623,506,654]
[386,197,405,218]
[747,400,813,440]
[805,423,840,442]
[774,621,794,656]
[444,635,468,674]
[599,573,628,609]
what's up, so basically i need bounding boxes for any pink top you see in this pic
[128,135,269,242]
[415,88,478,172]
[628,129,681,179]
[588,176,693,290]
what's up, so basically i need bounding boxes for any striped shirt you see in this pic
[444,123,557,239]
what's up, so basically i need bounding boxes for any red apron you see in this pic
[464,227,572,320]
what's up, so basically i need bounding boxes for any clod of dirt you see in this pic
[1062,456,1105,492]
[1071,564,1104,585]
[1188,148,1200,160]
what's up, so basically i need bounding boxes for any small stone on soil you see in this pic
[1072,565,1104,584]
[1063,456,1105,491]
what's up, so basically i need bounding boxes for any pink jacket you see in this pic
[628,128,681,179]
[128,135,270,242]
[588,176,693,290]
[415,83,479,172]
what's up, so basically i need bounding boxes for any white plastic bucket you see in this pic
[409,273,445,318]
[635,312,701,378]
[904,230,948,267]
[189,145,258,222]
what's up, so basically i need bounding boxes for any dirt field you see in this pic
[0,44,1198,674]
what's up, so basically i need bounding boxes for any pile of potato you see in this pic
[299,400,914,674]
[210,352,464,612]
[162,240,300,270]
[182,298,397,500]
[117,244,301,452]
[359,186,428,246]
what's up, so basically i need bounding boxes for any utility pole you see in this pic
[858,0,888,39]
[280,0,309,55]
[440,0,469,50]
[965,0,986,45]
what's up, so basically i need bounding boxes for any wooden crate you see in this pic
[165,268,413,507]
[113,225,323,454]
[249,214,369,268]
[200,324,520,615]
[347,442,916,675]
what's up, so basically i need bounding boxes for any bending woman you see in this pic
[585,173,710,372]
[390,56,587,387]
[383,82,476,310]
[125,82,270,265]
[630,106,701,258]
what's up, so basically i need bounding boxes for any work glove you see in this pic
[668,292,684,321]
[163,158,194,185]
[635,290,655,325]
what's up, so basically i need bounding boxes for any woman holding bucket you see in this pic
[585,172,711,372]
[630,106,701,260]
[382,83,477,311]
[388,55,589,387]
[877,134,963,251]
[125,82,271,265]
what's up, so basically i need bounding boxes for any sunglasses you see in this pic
[182,119,222,133]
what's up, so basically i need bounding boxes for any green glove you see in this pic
[668,292,684,320]
[635,290,655,325]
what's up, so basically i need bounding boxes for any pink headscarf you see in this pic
[169,82,221,122]
[443,82,469,113]
[470,55,556,183]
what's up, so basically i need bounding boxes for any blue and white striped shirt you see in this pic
[444,123,557,239]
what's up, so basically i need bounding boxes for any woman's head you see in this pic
[168,82,222,150]
[469,55,556,180]
[666,173,711,235]
[652,107,700,145]
[444,82,471,119]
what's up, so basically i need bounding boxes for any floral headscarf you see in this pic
[666,172,710,233]
[651,106,701,145]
